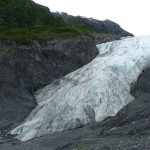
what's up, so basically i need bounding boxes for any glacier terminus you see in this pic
[10,35,150,141]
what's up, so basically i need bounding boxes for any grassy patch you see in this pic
[0,25,97,44]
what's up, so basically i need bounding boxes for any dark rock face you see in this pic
[0,36,98,135]
[131,68,150,95]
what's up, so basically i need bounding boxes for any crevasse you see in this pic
[10,35,150,141]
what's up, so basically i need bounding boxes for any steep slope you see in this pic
[0,0,133,42]
[10,35,150,141]
[54,12,133,37]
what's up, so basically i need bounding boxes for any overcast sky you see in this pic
[33,0,150,36]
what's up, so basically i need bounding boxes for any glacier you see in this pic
[10,35,150,141]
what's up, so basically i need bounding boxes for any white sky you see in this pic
[33,0,150,36]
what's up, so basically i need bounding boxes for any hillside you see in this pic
[0,0,137,149]
[0,0,64,27]
[54,12,133,37]
[0,0,133,43]
[0,0,96,42]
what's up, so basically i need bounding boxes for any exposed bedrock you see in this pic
[0,36,98,136]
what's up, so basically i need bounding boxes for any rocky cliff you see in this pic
[0,36,98,136]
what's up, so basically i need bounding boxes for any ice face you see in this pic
[10,35,150,141]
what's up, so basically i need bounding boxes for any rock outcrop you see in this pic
[0,36,98,136]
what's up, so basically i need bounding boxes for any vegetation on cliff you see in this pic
[0,0,64,26]
[0,0,97,43]
[0,0,133,43]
